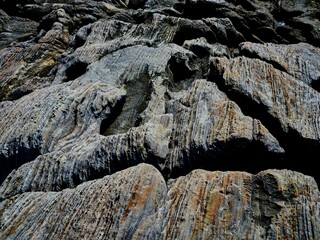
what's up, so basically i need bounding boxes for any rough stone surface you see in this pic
[239,42,320,88]
[0,164,167,239]
[1,0,320,239]
[162,167,320,239]
[1,164,319,239]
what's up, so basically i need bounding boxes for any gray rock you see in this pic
[1,164,319,239]
[239,42,320,88]
[1,0,320,238]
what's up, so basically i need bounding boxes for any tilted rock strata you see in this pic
[0,79,284,199]
[210,55,320,141]
[0,10,38,49]
[53,14,243,83]
[1,0,320,238]
[239,42,320,88]
[165,79,284,177]
[210,54,320,181]
[0,115,172,199]
[1,164,319,239]
[0,164,167,239]
[163,167,320,239]
[0,82,125,183]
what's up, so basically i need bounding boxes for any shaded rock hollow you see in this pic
[1,0,320,239]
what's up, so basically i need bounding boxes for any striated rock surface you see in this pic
[0,164,167,239]
[1,0,320,239]
[162,166,320,239]
[239,42,320,88]
[1,164,319,239]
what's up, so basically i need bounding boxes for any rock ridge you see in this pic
[1,0,320,239]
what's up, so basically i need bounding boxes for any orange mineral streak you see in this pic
[120,172,154,224]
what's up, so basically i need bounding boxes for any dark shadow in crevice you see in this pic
[7,89,33,101]
[273,9,304,22]
[0,139,41,184]
[178,2,225,20]
[65,61,88,81]
[175,3,258,43]
[166,138,285,180]
[173,25,216,46]
[208,64,320,186]
[167,52,209,92]
[173,2,185,14]
[100,97,126,135]
[239,47,288,73]
[311,78,320,93]
[168,54,195,82]
[185,44,211,59]
[275,26,303,44]
[69,24,92,49]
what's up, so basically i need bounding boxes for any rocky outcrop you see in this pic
[0,164,167,239]
[1,164,319,239]
[1,0,320,238]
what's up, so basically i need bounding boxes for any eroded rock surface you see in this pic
[1,164,319,239]
[1,0,320,239]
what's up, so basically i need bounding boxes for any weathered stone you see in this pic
[210,56,320,141]
[165,79,284,177]
[0,10,38,49]
[1,0,320,238]
[210,55,320,180]
[1,164,319,239]
[161,167,320,239]
[0,78,284,199]
[0,82,125,183]
[0,114,172,199]
[0,164,167,239]
[0,9,71,101]
[239,42,320,88]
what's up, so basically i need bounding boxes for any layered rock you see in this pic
[0,79,284,199]
[1,164,319,239]
[1,0,320,238]
[239,42,320,88]
[162,166,320,239]
[0,164,167,239]
[209,54,320,180]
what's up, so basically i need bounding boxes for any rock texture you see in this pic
[1,0,320,239]
[1,164,319,239]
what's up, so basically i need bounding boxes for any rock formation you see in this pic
[0,0,320,239]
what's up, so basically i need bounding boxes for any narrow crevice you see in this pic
[0,140,41,184]
[178,2,225,20]
[311,78,320,92]
[167,52,209,92]
[69,24,92,49]
[168,54,195,82]
[100,97,126,135]
[273,9,304,22]
[165,138,284,180]
[65,61,89,81]
[173,25,216,46]
[208,65,320,185]
[7,89,33,101]
[239,47,288,73]
[185,45,211,59]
